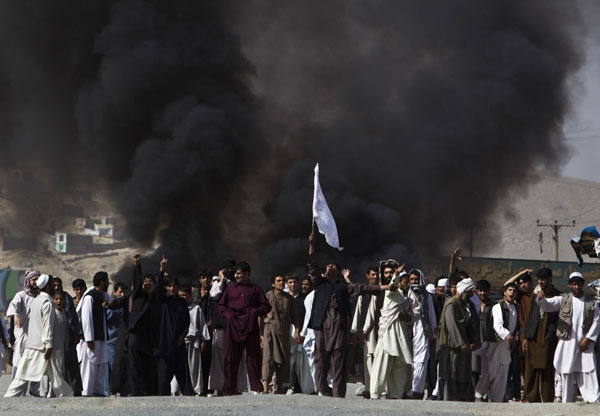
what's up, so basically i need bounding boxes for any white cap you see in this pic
[426,283,435,294]
[37,274,50,289]
[212,275,219,282]
[437,278,447,288]
[568,272,584,283]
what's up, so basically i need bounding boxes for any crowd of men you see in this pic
[1,235,600,404]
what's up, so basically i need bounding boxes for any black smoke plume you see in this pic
[0,1,585,284]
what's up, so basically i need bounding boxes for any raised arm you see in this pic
[132,254,143,292]
[503,269,533,287]
[348,266,402,298]
[449,247,462,276]
[210,269,227,299]
[307,233,323,288]
[535,290,561,312]
[156,256,168,299]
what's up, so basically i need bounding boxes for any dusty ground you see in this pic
[0,369,597,416]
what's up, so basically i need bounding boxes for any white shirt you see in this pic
[25,292,54,351]
[492,301,517,340]
[301,291,315,339]
[77,290,108,364]
[485,301,518,365]
[538,295,600,373]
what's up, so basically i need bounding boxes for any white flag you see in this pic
[312,163,343,251]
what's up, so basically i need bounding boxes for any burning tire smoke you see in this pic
[0,1,585,284]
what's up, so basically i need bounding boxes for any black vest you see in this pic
[86,289,107,341]
[309,279,350,329]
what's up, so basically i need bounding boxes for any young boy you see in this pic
[40,290,70,397]
[171,285,209,395]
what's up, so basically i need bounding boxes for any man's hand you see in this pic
[506,333,516,347]
[206,320,212,327]
[87,341,95,351]
[452,248,462,262]
[43,348,53,360]
[579,337,592,352]
[14,315,22,328]
[460,343,469,351]
[396,264,405,274]
[160,255,168,272]
[469,344,478,351]
[521,338,528,352]
[308,232,316,255]
[537,288,545,301]
[341,269,351,283]
[133,253,141,265]
[200,342,207,353]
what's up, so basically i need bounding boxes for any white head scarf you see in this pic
[456,278,475,294]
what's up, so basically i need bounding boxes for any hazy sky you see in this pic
[562,2,600,182]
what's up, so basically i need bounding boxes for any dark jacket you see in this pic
[156,271,190,356]
[308,261,351,330]
[525,287,562,341]
[110,264,161,355]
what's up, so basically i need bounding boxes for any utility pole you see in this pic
[536,219,576,261]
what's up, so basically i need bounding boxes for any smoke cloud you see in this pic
[0,1,585,284]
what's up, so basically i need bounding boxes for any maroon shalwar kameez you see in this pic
[218,282,271,395]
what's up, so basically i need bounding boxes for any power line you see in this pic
[536,220,576,261]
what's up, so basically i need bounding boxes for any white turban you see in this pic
[456,278,475,294]
[437,278,447,288]
[426,283,435,294]
[37,274,50,290]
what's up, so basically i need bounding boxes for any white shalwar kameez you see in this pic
[476,301,517,402]
[187,303,210,394]
[300,291,317,388]
[538,295,600,403]
[6,291,35,374]
[408,289,437,394]
[351,294,374,395]
[291,316,315,394]
[4,292,73,397]
[370,275,414,400]
[77,288,108,397]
